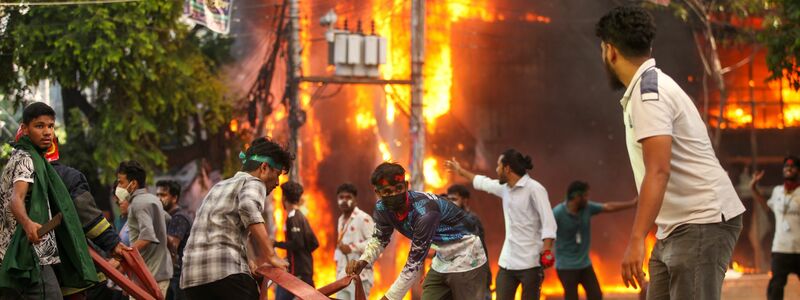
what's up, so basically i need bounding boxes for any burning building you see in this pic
[222,0,799,299]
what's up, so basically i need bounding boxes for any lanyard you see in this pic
[337,215,354,245]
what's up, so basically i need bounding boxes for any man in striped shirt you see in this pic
[180,137,292,300]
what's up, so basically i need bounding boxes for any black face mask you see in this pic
[382,193,407,212]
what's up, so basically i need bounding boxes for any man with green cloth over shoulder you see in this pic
[0,102,98,299]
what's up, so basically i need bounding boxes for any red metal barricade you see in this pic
[256,266,366,300]
[89,247,164,300]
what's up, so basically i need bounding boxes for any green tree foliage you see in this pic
[760,0,800,89]
[655,0,799,89]
[0,2,231,183]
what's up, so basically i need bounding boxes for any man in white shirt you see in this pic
[334,183,375,300]
[446,149,557,300]
[750,156,800,300]
[595,6,745,300]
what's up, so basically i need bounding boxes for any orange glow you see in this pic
[229,119,239,132]
[386,99,396,125]
[539,233,656,298]
[711,77,800,129]
[356,111,378,130]
[379,142,392,161]
[270,0,340,296]
[282,1,556,299]
[732,261,756,274]
[367,1,553,299]
[423,157,447,190]
[524,12,552,24]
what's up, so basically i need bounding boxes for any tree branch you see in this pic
[61,87,98,123]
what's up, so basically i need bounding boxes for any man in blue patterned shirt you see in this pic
[347,162,489,300]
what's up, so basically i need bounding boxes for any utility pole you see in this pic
[287,0,303,183]
[410,0,425,191]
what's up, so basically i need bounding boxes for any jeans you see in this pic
[646,215,742,300]
[421,263,489,300]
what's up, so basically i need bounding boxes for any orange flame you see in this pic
[423,158,447,190]
[270,1,553,299]
[712,77,800,129]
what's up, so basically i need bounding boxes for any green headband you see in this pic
[239,152,284,171]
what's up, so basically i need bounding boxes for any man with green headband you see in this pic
[181,137,292,300]
[0,102,98,299]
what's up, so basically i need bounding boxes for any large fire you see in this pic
[255,0,648,299]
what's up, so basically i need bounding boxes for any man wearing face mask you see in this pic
[446,149,557,300]
[333,183,374,300]
[347,162,489,300]
[180,137,291,300]
[117,160,173,296]
[552,181,637,300]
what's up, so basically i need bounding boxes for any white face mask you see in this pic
[115,182,132,202]
[338,197,353,207]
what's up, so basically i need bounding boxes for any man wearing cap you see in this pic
[750,156,800,300]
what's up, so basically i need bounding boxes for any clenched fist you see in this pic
[346,260,368,276]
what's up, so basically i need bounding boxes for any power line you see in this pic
[0,0,140,6]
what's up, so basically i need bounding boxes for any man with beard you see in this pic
[347,162,489,300]
[552,181,637,300]
[445,184,491,300]
[596,6,745,299]
[333,183,374,300]
[156,180,192,300]
[445,149,557,300]
[750,156,800,300]
[180,137,290,300]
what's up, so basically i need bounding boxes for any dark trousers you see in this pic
[421,263,490,300]
[184,273,259,300]
[167,273,186,300]
[556,266,602,300]
[495,266,543,300]
[647,215,742,300]
[275,274,313,300]
[768,252,800,300]
[0,265,62,300]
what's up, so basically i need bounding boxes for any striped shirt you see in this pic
[180,172,268,288]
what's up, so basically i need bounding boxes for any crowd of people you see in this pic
[1,5,799,300]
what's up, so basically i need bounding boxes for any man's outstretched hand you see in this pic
[346,260,368,276]
[444,158,461,174]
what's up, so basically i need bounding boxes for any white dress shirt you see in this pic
[473,174,557,270]
[335,207,375,283]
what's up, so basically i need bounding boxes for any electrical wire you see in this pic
[0,0,140,6]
